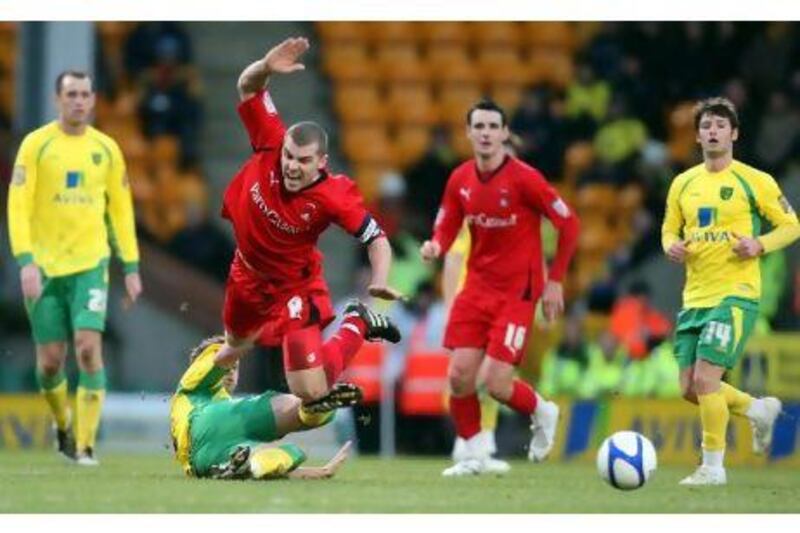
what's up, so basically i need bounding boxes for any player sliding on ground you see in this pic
[170,335,360,480]
[662,97,800,486]
[421,99,580,476]
[213,37,403,405]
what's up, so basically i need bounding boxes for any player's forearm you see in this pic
[7,188,34,265]
[442,251,464,306]
[758,222,800,254]
[367,236,392,287]
[107,196,140,271]
[548,213,580,282]
[237,58,271,99]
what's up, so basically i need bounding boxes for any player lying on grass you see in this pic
[170,335,360,480]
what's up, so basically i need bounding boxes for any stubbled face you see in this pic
[222,361,239,394]
[466,109,509,160]
[56,75,95,128]
[281,136,327,192]
[696,112,738,159]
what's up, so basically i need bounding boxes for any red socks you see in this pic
[450,393,481,439]
[505,379,538,416]
[321,315,367,386]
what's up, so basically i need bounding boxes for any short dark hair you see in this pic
[286,121,329,155]
[693,97,739,131]
[466,98,507,127]
[188,335,226,362]
[55,70,93,95]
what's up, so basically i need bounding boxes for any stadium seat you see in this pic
[418,21,470,46]
[393,125,431,167]
[0,76,14,116]
[576,184,616,215]
[476,48,530,86]
[321,42,378,83]
[448,124,473,160]
[315,21,368,44]
[438,83,484,127]
[385,84,439,126]
[468,21,522,48]
[520,22,576,52]
[374,43,428,84]
[490,84,524,115]
[341,124,396,166]
[333,83,387,124]
[667,101,698,164]
[340,342,385,404]
[363,21,421,44]
[398,351,450,416]
[563,141,595,185]
[352,163,394,202]
[527,49,574,89]
[150,135,181,171]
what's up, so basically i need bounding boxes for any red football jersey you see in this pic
[432,156,579,296]
[222,90,381,287]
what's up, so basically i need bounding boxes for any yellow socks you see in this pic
[76,370,106,452]
[719,382,753,417]
[698,390,729,452]
[37,370,70,430]
[298,406,334,429]
[249,444,306,479]
[479,388,500,432]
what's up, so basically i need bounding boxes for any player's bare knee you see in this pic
[38,357,62,376]
[290,381,327,403]
[75,337,102,371]
[36,343,66,375]
[448,363,476,395]
[691,372,717,396]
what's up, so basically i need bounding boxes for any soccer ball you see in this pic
[596,431,657,490]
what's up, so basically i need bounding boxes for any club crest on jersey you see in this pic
[92,152,102,166]
[300,202,317,223]
[459,187,471,202]
[720,186,733,200]
[499,189,510,208]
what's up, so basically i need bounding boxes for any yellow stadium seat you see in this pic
[469,21,522,48]
[352,163,395,202]
[418,22,470,46]
[321,42,378,83]
[476,48,530,86]
[363,21,420,44]
[448,124,473,160]
[374,43,428,84]
[563,141,595,185]
[150,135,180,170]
[333,83,387,124]
[393,126,431,167]
[520,22,576,52]
[667,101,697,164]
[438,84,483,127]
[315,21,368,44]
[386,84,438,126]
[342,125,396,166]
[489,84,523,115]
[528,49,574,89]
[576,184,616,215]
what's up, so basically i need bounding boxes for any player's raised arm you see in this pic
[237,37,309,101]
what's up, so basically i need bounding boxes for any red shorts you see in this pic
[222,254,335,344]
[444,284,538,366]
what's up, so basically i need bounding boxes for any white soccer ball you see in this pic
[596,430,657,490]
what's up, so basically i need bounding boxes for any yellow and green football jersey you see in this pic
[662,159,800,309]
[170,345,231,476]
[7,121,139,277]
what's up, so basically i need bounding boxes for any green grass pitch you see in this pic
[1,450,798,513]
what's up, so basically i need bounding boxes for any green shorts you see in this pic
[189,391,281,477]
[24,259,109,344]
[673,296,759,370]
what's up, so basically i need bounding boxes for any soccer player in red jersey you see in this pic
[214,37,402,405]
[421,99,580,476]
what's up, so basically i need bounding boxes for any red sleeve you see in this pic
[237,90,286,151]
[519,168,580,282]
[333,178,385,244]
[431,169,465,254]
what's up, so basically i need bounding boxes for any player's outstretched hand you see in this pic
[368,284,407,302]
[288,441,352,480]
[542,280,564,323]
[666,240,689,263]
[420,240,441,262]
[122,272,143,310]
[264,37,309,75]
[731,232,764,259]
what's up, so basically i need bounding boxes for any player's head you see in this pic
[693,96,739,158]
[188,334,239,393]
[54,70,95,128]
[466,98,509,160]
[282,121,329,192]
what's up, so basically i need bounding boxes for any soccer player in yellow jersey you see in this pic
[170,335,356,480]
[7,71,142,466]
[662,97,800,486]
